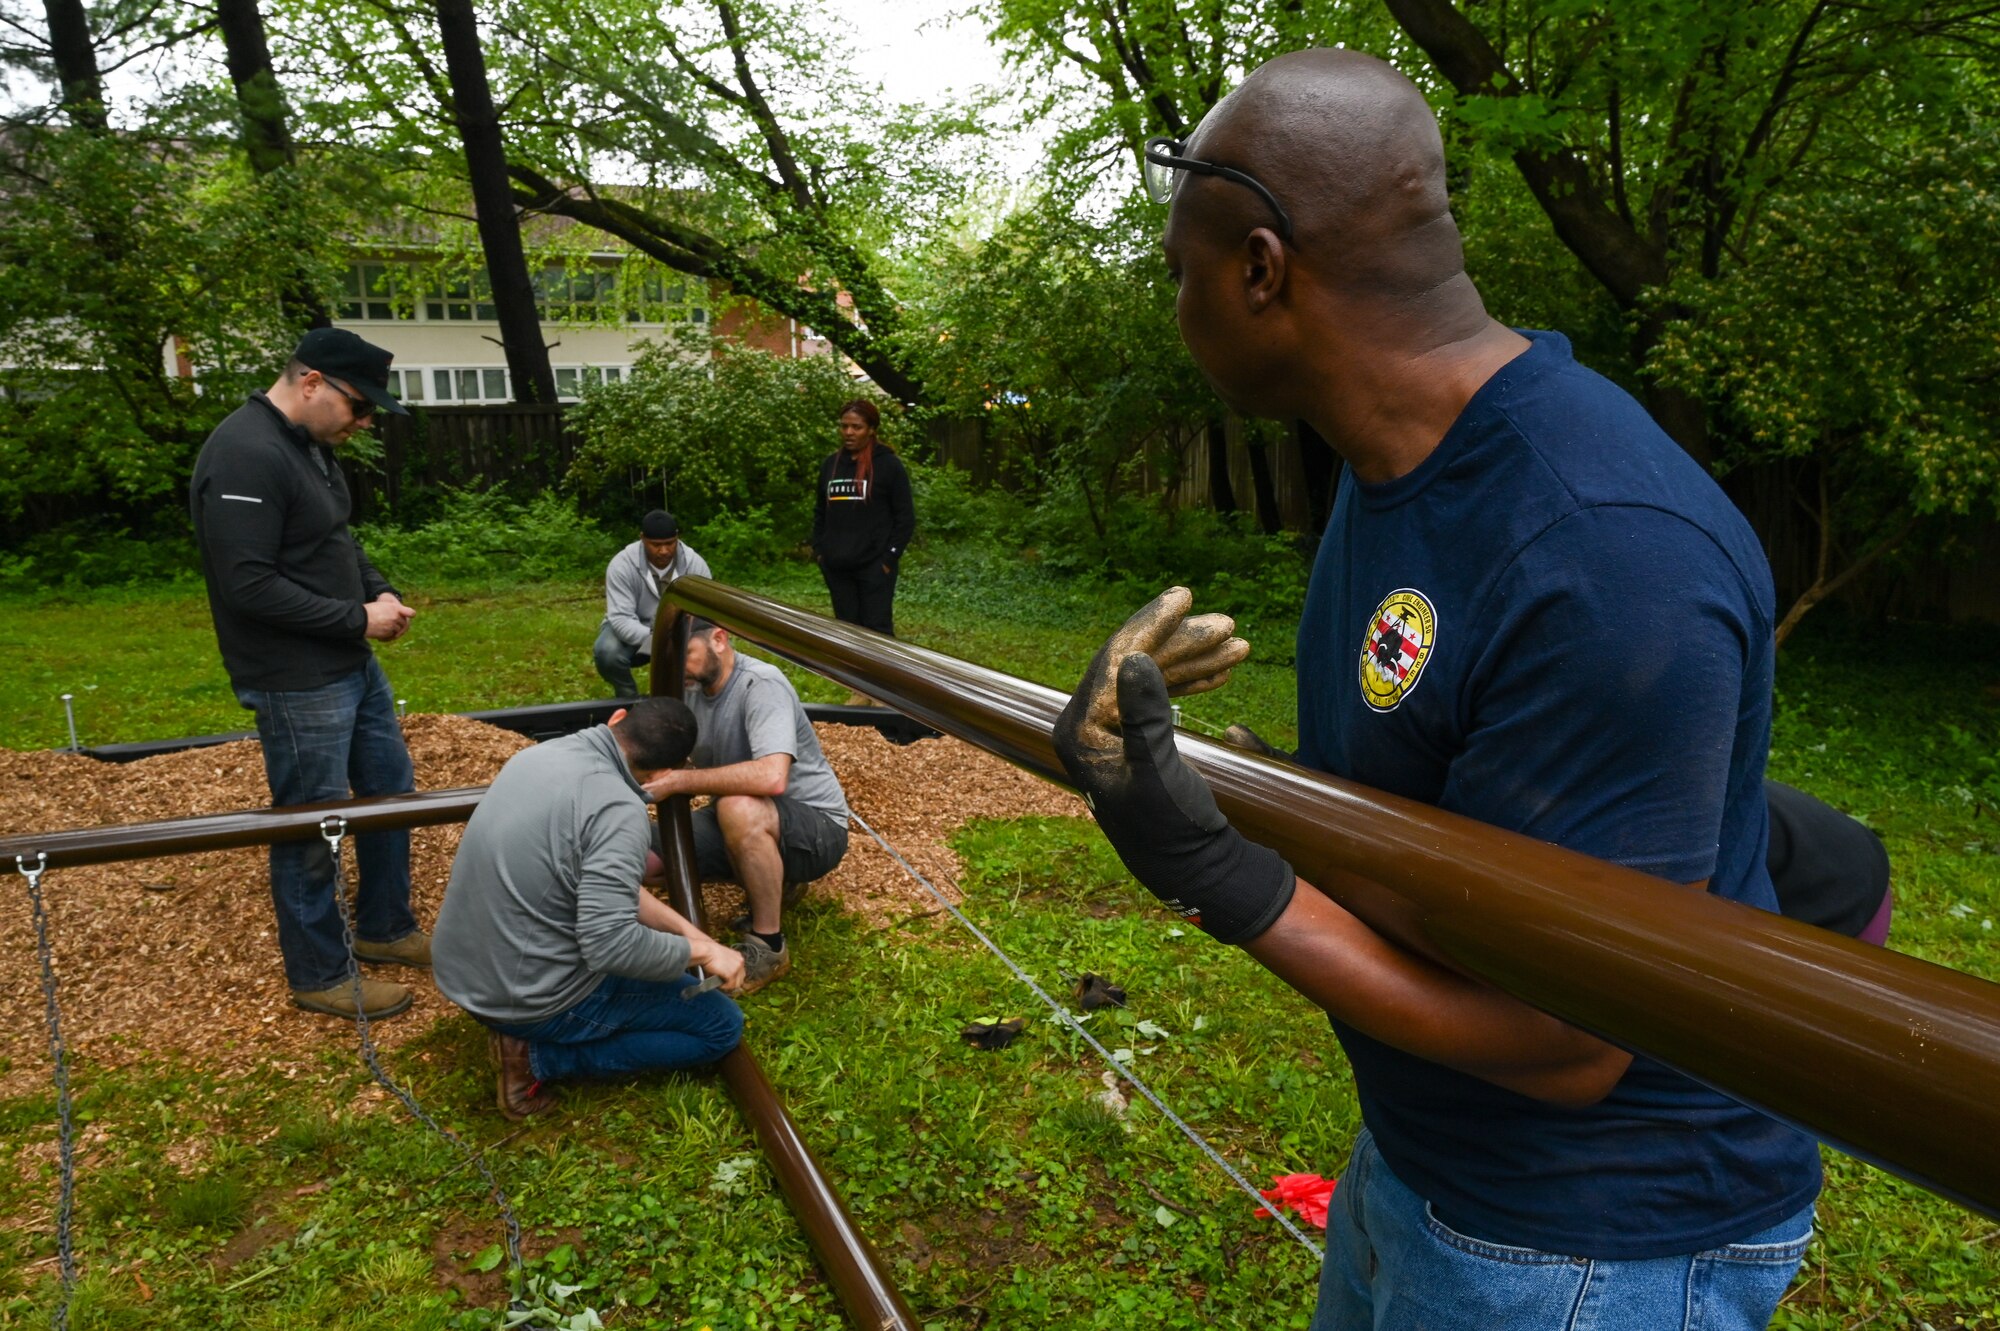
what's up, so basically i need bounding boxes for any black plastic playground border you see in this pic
[74,699,939,762]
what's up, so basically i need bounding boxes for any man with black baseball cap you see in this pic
[190,328,429,1022]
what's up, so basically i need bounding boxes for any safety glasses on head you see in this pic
[1142,136,1296,243]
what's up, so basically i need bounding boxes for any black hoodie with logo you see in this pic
[810,446,915,572]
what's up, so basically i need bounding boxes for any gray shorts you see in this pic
[690,795,849,887]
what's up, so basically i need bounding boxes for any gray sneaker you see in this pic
[736,934,792,996]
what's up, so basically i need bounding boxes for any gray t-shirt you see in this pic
[686,654,849,826]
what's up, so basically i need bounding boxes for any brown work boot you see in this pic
[488,1032,554,1122]
[353,929,432,969]
[736,934,791,996]
[292,977,413,1020]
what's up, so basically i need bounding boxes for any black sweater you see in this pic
[810,447,916,572]
[189,393,396,690]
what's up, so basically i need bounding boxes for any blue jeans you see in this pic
[593,623,650,699]
[235,658,418,991]
[490,972,744,1083]
[1313,1129,1814,1331]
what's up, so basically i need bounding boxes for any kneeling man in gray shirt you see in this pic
[644,618,851,997]
[434,698,746,1120]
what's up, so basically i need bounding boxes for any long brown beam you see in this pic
[651,608,923,1331]
[665,574,2000,1223]
[0,788,489,870]
[0,696,923,1325]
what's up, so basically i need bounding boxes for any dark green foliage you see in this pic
[352,490,622,587]
[0,126,348,547]
[567,329,908,541]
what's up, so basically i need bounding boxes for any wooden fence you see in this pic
[344,403,583,522]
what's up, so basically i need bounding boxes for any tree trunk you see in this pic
[216,0,330,332]
[1246,440,1281,534]
[1773,474,1917,649]
[434,0,558,405]
[42,0,105,130]
[1206,418,1236,515]
[1293,419,1339,535]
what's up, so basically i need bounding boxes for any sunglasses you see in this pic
[1142,136,1296,243]
[315,374,379,422]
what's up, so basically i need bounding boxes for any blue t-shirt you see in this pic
[1295,331,1822,1259]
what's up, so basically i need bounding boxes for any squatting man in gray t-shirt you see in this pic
[432,699,747,1122]
[642,618,852,996]
[595,509,713,698]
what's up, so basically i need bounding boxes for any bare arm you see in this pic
[1243,876,1636,1106]
[644,753,791,801]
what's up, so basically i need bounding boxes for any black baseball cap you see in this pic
[292,327,409,417]
[642,510,680,540]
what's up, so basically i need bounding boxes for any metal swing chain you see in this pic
[317,818,525,1290]
[17,853,77,1330]
[847,811,1327,1262]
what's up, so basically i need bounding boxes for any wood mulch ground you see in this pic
[0,715,1083,1100]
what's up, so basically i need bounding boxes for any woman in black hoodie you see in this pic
[811,399,915,647]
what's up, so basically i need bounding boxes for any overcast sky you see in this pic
[838,1,1013,108]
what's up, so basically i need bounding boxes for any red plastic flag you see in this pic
[1254,1173,1337,1230]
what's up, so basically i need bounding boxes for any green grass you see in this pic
[1,556,1997,1328]
[0,551,1300,752]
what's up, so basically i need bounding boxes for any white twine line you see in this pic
[847,808,1325,1262]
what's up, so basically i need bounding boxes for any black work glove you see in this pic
[1054,588,1296,944]
[1222,723,1295,763]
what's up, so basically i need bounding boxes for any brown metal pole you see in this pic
[664,574,2000,1223]
[0,788,489,871]
[652,598,922,1331]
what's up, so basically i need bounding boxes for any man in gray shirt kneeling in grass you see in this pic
[643,618,851,997]
[434,699,746,1121]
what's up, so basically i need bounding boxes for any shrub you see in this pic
[568,327,911,542]
[353,489,620,585]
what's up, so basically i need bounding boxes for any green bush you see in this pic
[688,505,788,573]
[0,522,204,596]
[569,328,911,543]
[353,488,620,585]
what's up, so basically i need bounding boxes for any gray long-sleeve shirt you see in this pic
[602,539,712,651]
[433,726,688,1025]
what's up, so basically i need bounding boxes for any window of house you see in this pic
[537,265,619,323]
[394,368,424,402]
[338,263,416,322]
[422,366,512,403]
[625,271,707,326]
[553,364,630,402]
[427,271,495,322]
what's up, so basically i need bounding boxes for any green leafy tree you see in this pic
[979,0,1390,166]
[0,0,351,545]
[902,195,1217,544]
[567,327,899,540]
[304,0,963,404]
[1385,0,2000,633]
[0,131,349,535]
[985,0,2000,634]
